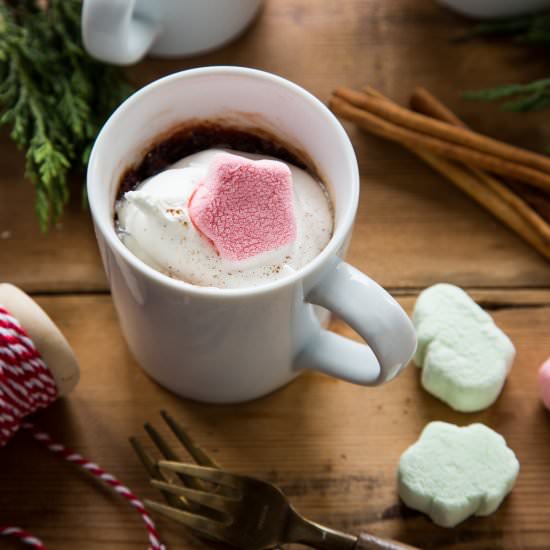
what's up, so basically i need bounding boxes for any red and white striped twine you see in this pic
[0,306,166,550]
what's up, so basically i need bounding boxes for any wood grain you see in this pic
[1,0,550,292]
[356,532,418,550]
[0,131,106,293]
[1,1,550,549]
[0,292,548,550]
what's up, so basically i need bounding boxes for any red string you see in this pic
[0,307,57,446]
[0,306,166,550]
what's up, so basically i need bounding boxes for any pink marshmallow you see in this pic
[188,152,296,262]
[539,358,550,411]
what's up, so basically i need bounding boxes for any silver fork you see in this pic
[134,413,418,550]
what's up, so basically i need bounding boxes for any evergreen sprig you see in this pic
[462,11,550,114]
[463,12,550,45]
[0,0,132,230]
[464,77,550,112]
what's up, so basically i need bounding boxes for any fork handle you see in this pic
[287,513,419,550]
[355,532,419,550]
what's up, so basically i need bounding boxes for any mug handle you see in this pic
[81,0,160,65]
[295,259,416,385]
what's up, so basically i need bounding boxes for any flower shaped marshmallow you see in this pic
[398,421,520,527]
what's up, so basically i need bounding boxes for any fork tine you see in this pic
[145,500,229,543]
[130,437,187,510]
[161,410,219,468]
[129,436,160,479]
[151,480,235,513]
[158,461,242,489]
[143,422,182,461]
[144,422,205,491]
[160,412,238,501]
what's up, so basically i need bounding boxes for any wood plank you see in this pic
[0,132,107,292]
[1,0,550,292]
[0,292,548,549]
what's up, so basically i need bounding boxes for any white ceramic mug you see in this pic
[87,67,416,403]
[81,0,263,65]
[437,0,550,19]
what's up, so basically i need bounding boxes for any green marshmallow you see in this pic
[413,283,515,412]
[399,421,520,527]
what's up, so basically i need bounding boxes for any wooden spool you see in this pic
[0,284,79,396]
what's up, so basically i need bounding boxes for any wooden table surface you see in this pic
[1,1,550,549]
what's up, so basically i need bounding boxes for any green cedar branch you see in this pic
[462,11,550,114]
[0,0,132,231]
[464,78,550,112]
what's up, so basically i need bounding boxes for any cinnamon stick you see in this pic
[350,87,550,260]
[409,87,550,244]
[331,88,550,193]
[335,86,550,177]
[412,152,550,259]
[409,87,465,128]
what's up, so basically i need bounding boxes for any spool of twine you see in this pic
[0,284,166,550]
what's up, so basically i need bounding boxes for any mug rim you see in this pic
[87,66,360,298]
